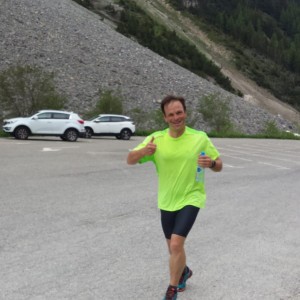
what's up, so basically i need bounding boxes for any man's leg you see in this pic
[168,234,186,286]
[161,206,199,298]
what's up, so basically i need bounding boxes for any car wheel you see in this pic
[120,129,131,140]
[64,129,78,142]
[85,127,93,138]
[14,126,29,140]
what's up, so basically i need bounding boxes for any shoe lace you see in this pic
[166,286,177,298]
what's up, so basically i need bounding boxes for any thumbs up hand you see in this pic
[144,136,156,156]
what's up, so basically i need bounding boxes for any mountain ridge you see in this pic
[0,0,298,134]
[103,0,300,124]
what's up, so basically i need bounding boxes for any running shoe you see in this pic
[163,285,178,300]
[178,266,193,292]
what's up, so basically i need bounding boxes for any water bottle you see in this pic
[195,152,206,183]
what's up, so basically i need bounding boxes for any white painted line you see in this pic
[222,154,252,162]
[224,164,244,168]
[87,151,102,155]
[41,146,78,151]
[258,161,290,170]
[218,147,300,165]
[231,144,300,158]
[42,148,61,152]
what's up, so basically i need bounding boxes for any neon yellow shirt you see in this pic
[134,127,220,211]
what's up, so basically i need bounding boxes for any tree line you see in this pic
[175,0,300,74]
[168,0,300,110]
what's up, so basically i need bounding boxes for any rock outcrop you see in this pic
[0,0,295,133]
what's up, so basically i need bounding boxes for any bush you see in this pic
[198,93,233,133]
[261,120,300,139]
[0,131,9,138]
[263,120,281,136]
[126,107,148,129]
[150,109,168,130]
[83,90,123,119]
[0,65,66,119]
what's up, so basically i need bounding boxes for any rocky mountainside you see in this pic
[0,0,297,133]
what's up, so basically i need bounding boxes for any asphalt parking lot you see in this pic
[0,136,299,300]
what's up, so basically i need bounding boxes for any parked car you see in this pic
[84,114,135,140]
[2,110,86,142]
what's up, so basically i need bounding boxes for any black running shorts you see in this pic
[160,205,200,239]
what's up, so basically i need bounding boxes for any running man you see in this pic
[127,95,223,300]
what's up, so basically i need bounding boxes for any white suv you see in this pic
[2,110,86,142]
[84,114,135,140]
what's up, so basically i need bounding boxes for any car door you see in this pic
[109,116,123,133]
[29,112,53,133]
[51,112,70,133]
[92,116,110,133]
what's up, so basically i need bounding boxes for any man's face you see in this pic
[163,100,187,133]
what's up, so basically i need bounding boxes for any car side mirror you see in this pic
[32,116,38,120]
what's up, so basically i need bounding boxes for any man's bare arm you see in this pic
[127,137,156,165]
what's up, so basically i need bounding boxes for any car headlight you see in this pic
[3,120,17,125]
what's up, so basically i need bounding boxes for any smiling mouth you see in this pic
[173,120,183,124]
[172,121,183,127]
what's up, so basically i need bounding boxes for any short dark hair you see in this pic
[160,95,186,115]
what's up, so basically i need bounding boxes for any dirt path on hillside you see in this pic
[222,67,300,123]
[144,0,300,124]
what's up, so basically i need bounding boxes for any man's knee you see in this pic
[169,235,185,254]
